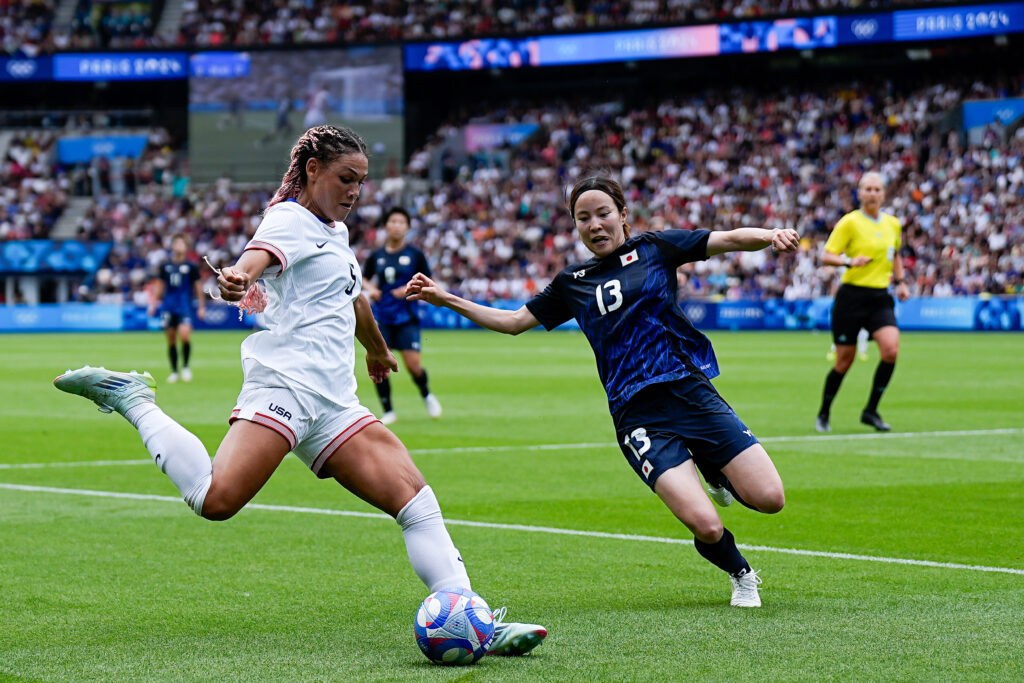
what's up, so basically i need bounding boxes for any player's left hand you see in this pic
[197,307,207,321]
[366,348,399,384]
[770,228,800,253]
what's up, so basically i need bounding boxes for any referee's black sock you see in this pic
[375,378,393,413]
[412,369,430,398]
[818,369,846,417]
[865,361,895,414]
[694,528,750,575]
[168,345,178,372]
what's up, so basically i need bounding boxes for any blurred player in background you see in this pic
[816,172,910,433]
[303,82,328,130]
[149,233,205,383]
[255,96,293,148]
[54,125,545,656]
[409,175,799,608]
[362,207,442,424]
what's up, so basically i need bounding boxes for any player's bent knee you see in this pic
[757,489,786,514]
[687,515,724,542]
[199,487,245,521]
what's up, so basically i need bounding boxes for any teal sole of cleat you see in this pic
[487,630,547,656]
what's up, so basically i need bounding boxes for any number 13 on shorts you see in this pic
[624,428,651,459]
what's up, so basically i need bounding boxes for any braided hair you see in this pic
[267,125,369,208]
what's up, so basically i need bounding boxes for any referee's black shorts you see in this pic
[831,283,897,344]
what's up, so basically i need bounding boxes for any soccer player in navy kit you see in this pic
[149,233,206,383]
[363,207,442,424]
[408,175,800,607]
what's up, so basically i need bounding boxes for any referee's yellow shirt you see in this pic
[824,209,902,289]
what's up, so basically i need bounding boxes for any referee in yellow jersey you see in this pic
[816,172,910,433]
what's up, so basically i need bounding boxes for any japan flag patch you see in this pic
[620,250,639,267]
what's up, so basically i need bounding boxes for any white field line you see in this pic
[410,427,1024,455]
[2,427,1022,469]
[1,482,1022,577]
[0,459,151,470]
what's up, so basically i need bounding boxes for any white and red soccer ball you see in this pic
[414,587,494,665]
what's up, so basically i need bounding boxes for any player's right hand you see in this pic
[217,266,250,302]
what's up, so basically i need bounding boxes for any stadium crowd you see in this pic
[6,0,972,55]
[50,71,1023,306]
[0,131,68,241]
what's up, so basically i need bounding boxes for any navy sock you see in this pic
[819,369,846,417]
[865,361,895,413]
[182,341,191,368]
[693,528,750,575]
[375,378,393,412]
[168,345,178,372]
[412,369,430,398]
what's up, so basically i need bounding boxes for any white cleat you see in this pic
[730,569,762,607]
[487,606,547,656]
[707,484,735,507]
[181,367,193,382]
[167,372,179,384]
[424,394,442,419]
[54,366,156,415]
[380,411,397,425]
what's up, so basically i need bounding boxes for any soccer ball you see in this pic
[414,587,495,665]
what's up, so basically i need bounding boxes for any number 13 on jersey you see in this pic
[596,279,623,315]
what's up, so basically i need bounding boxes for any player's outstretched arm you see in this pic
[406,273,539,335]
[706,227,800,256]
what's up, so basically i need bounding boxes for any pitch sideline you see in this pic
[1,481,1022,577]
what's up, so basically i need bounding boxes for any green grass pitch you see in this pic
[1,329,1022,681]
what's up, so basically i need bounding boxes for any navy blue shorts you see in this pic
[379,322,421,351]
[612,375,759,490]
[161,311,192,329]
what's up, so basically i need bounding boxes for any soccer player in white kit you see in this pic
[53,125,546,657]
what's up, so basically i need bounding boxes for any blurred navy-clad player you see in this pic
[149,233,206,383]
[363,208,442,424]
[409,175,801,608]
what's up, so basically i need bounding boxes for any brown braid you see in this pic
[267,125,369,208]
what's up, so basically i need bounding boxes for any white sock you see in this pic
[396,485,471,592]
[125,403,212,516]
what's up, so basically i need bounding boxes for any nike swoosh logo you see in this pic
[315,241,327,248]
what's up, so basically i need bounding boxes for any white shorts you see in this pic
[230,360,378,478]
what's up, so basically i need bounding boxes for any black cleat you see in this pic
[860,410,891,432]
[815,414,831,433]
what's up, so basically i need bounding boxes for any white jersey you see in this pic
[241,199,362,407]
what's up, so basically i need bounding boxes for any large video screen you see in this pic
[189,47,403,183]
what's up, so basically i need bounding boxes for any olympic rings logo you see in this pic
[5,60,37,78]
[851,20,878,40]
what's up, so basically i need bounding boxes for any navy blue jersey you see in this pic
[526,229,718,414]
[159,260,200,315]
[364,245,431,325]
